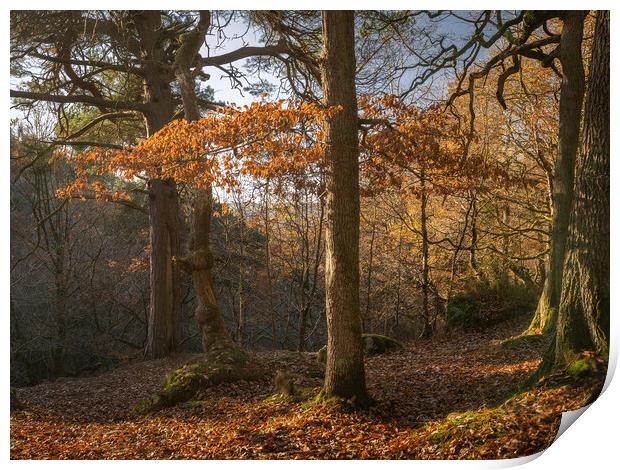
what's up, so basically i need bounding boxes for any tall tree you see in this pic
[320,10,369,403]
[528,11,587,334]
[551,10,609,369]
[171,11,239,354]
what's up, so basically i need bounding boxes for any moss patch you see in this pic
[134,347,262,414]
[425,408,503,445]
[566,358,593,377]
[501,334,545,350]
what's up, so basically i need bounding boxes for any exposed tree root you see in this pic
[133,348,263,413]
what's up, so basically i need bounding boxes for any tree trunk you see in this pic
[553,10,609,368]
[469,195,479,275]
[298,196,324,351]
[363,206,377,333]
[419,166,432,337]
[263,180,278,348]
[236,196,246,346]
[528,11,586,334]
[180,188,237,353]
[172,14,238,354]
[145,178,181,359]
[136,11,182,360]
[320,10,369,403]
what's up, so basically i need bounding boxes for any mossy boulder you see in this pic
[316,334,403,365]
[565,353,604,377]
[447,279,538,330]
[134,347,261,414]
[362,333,404,356]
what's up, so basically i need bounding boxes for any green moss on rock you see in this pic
[362,333,404,356]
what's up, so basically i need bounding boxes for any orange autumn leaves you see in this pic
[358,95,513,197]
[59,100,337,199]
[58,96,511,201]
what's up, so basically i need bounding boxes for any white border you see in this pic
[4,2,618,468]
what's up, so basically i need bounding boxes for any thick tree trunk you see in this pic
[529,11,586,334]
[145,178,181,359]
[136,11,183,360]
[320,10,369,403]
[553,10,609,368]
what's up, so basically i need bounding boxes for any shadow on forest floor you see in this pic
[10,315,604,459]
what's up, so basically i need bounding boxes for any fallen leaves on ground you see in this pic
[10,316,604,459]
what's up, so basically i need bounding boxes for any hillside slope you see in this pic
[10,316,603,459]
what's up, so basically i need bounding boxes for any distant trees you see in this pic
[10,124,151,384]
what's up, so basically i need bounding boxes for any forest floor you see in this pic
[10,315,605,460]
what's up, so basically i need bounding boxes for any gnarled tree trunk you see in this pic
[179,188,237,353]
[320,10,369,403]
[172,11,238,354]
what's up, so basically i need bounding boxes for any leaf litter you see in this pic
[10,316,604,459]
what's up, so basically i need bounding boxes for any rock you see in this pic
[315,334,403,365]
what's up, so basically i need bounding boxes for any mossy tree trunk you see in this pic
[552,10,609,369]
[528,11,586,335]
[320,10,369,403]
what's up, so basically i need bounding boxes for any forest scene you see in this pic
[9,9,610,460]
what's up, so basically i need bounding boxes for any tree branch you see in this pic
[10,90,148,112]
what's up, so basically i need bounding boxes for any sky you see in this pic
[197,11,495,107]
[199,15,277,107]
[10,11,496,126]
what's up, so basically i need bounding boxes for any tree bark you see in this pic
[179,189,237,353]
[145,178,181,358]
[553,10,609,368]
[136,11,183,360]
[529,11,586,334]
[172,11,238,354]
[419,166,432,337]
[320,10,369,403]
